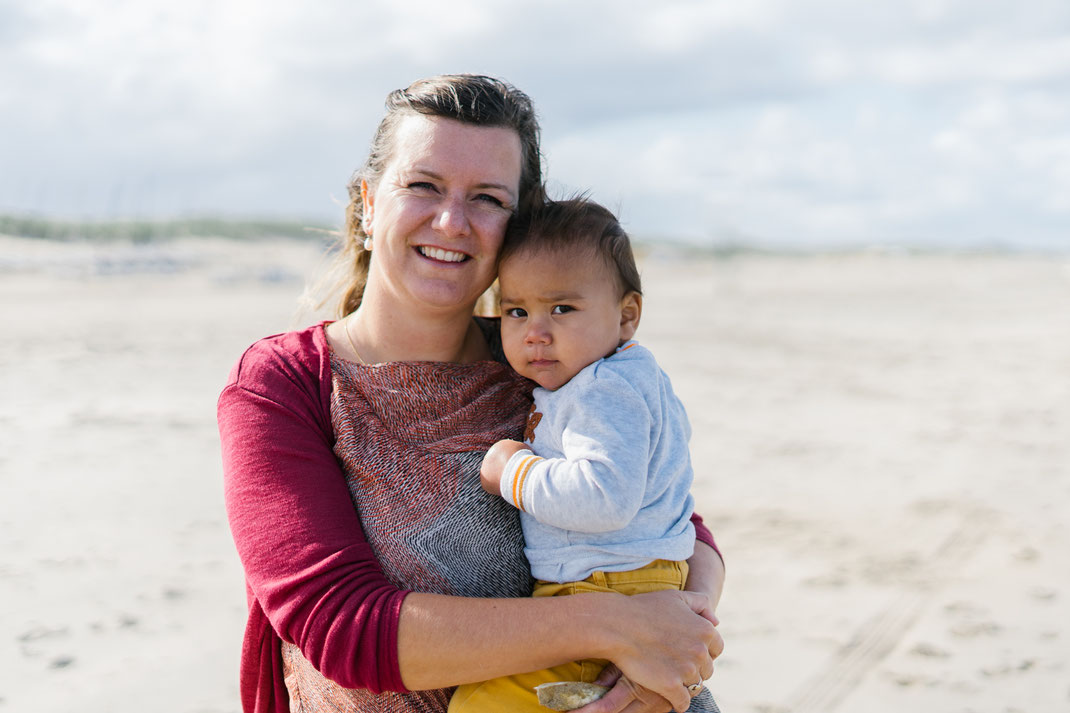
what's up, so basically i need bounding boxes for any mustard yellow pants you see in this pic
[448,559,689,713]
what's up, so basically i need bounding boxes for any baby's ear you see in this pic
[619,291,642,341]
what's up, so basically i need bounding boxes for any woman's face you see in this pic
[363,114,523,315]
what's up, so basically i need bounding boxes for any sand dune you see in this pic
[1,236,1067,712]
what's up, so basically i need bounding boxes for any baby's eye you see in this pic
[551,305,574,315]
[505,307,527,318]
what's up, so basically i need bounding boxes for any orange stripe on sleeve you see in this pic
[513,455,540,512]
[511,455,529,510]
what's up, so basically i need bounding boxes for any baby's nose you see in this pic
[525,321,551,344]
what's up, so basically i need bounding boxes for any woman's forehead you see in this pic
[386,114,522,184]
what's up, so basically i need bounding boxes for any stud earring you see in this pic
[363,236,373,251]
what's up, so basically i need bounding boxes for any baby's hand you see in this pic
[480,439,529,496]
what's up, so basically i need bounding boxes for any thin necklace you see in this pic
[344,314,366,364]
[345,315,475,364]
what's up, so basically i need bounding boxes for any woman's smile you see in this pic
[416,245,470,263]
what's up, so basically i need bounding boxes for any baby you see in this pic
[450,198,717,713]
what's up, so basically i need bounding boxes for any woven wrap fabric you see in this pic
[281,349,535,713]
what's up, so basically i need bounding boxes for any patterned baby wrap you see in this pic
[281,325,535,713]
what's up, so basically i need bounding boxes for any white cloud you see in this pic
[1,0,1067,247]
[867,37,1070,85]
[632,1,782,53]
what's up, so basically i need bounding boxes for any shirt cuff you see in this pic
[498,449,541,512]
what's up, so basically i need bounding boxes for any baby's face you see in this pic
[499,248,636,391]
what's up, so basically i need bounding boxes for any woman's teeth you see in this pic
[419,247,467,262]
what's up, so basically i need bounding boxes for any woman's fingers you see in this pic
[678,591,724,662]
[707,623,725,661]
[574,675,673,713]
[678,590,717,627]
[592,663,624,688]
[700,656,716,683]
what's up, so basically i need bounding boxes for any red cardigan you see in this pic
[218,323,720,713]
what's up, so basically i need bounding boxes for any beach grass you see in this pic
[0,214,335,243]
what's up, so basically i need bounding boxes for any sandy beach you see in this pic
[1,236,1067,712]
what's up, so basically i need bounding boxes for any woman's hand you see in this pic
[576,628,720,713]
[574,538,727,713]
[589,589,721,713]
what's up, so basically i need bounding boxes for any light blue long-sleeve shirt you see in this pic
[499,341,697,583]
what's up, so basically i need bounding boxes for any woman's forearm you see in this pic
[396,591,606,690]
[685,540,725,613]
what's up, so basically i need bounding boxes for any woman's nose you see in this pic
[433,195,470,237]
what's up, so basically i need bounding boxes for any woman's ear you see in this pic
[360,179,375,234]
[619,291,643,342]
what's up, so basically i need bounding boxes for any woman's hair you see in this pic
[500,197,642,297]
[327,74,543,317]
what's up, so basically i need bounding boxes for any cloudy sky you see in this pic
[2,0,1068,248]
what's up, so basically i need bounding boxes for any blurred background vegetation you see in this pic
[0,214,334,243]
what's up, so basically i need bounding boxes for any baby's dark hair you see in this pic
[500,197,642,296]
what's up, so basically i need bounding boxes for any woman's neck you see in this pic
[339,296,490,365]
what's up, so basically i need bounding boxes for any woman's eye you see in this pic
[505,307,527,318]
[475,193,506,208]
[408,181,436,192]
[551,305,574,315]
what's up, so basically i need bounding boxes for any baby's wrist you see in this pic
[480,441,526,497]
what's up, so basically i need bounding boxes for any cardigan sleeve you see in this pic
[690,512,721,564]
[218,329,410,694]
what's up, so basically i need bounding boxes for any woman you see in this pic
[219,75,725,713]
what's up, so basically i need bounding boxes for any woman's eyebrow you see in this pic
[409,166,443,180]
[409,167,516,196]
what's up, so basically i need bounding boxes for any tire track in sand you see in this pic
[786,508,990,713]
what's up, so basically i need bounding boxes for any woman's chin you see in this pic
[407,280,490,314]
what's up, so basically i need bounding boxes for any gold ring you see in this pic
[687,683,703,695]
